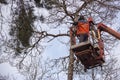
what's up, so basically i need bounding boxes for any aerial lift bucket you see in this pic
[71,40,105,70]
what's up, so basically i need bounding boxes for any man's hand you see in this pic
[72,22,78,26]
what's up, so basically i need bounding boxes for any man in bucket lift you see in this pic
[73,16,90,43]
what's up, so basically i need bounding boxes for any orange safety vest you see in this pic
[76,22,89,35]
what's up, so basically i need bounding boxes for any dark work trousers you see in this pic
[77,33,88,43]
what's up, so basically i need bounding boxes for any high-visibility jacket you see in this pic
[76,22,89,35]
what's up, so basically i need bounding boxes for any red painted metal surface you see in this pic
[97,23,120,40]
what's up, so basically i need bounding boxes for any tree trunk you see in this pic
[68,26,76,80]
[68,50,74,80]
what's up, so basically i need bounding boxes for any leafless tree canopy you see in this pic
[0,0,120,80]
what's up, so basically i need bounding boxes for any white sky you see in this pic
[0,1,120,80]
[0,62,25,80]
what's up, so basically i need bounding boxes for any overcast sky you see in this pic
[0,2,120,80]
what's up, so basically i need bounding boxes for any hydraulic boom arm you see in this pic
[97,23,120,40]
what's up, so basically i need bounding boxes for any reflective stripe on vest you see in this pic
[77,22,89,35]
